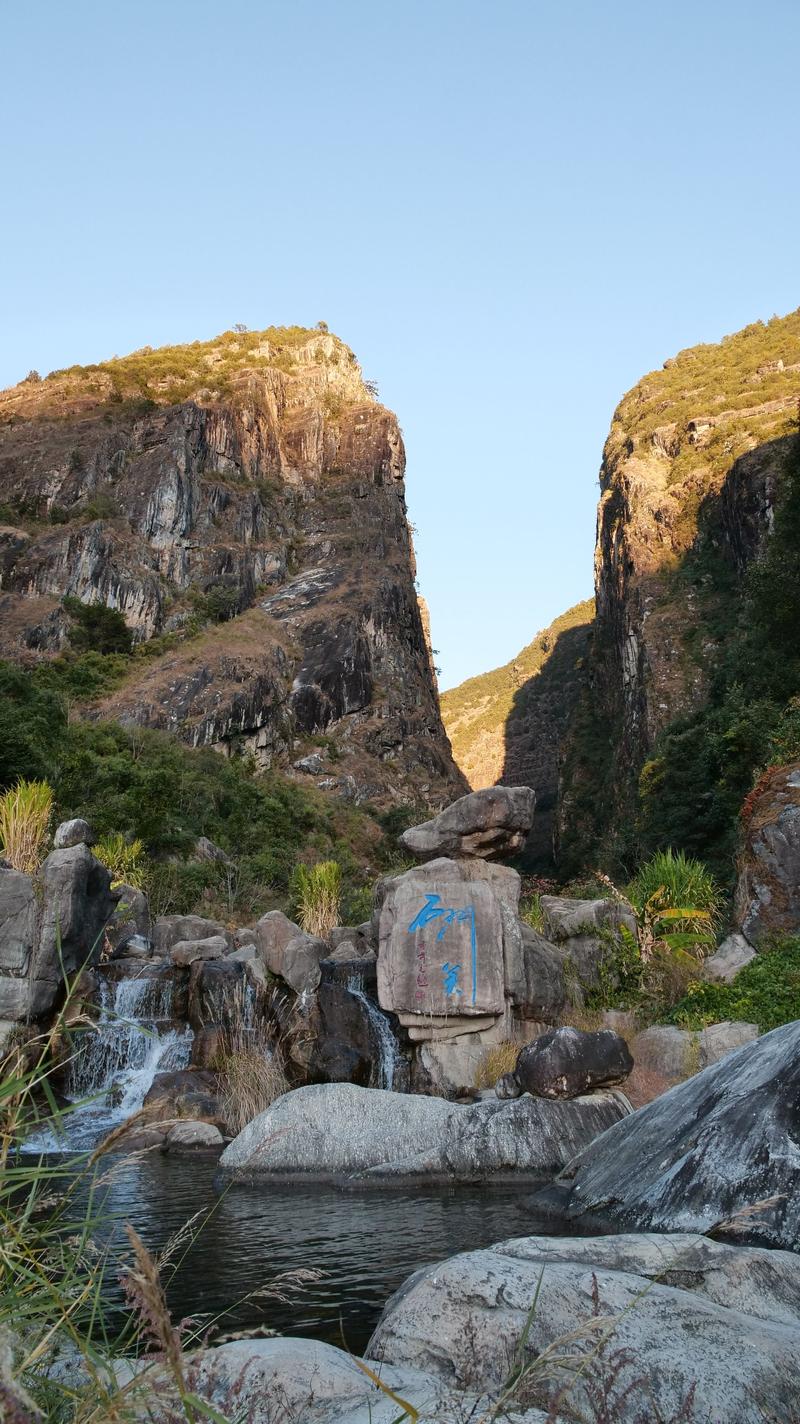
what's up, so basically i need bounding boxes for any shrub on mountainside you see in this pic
[63,595,133,655]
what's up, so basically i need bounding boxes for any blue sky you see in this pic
[2,1,798,689]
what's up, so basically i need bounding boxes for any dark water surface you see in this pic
[86,1153,548,1354]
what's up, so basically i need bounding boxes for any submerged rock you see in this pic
[399,785,535,861]
[529,1020,800,1249]
[218,1081,629,1182]
[513,1026,633,1099]
[368,1232,800,1423]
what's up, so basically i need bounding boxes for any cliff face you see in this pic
[558,309,800,874]
[0,328,465,808]
[441,600,594,866]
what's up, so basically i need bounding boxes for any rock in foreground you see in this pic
[368,1232,800,1423]
[530,1019,800,1249]
[218,1081,629,1182]
[514,1025,633,1099]
[399,785,535,861]
[118,1335,508,1424]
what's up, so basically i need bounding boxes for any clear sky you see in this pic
[2,1,798,689]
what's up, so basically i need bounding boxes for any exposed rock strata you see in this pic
[0,329,465,807]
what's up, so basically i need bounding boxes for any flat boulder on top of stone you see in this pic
[169,935,227,966]
[153,914,231,955]
[513,1025,633,1099]
[399,786,535,862]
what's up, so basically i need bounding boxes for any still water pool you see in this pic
[86,1153,549,1354]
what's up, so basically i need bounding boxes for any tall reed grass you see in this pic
[293,859,342,938]
[0,778,53,875]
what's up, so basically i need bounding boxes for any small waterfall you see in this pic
[24,972,193,1153]
[347,974,401,1091]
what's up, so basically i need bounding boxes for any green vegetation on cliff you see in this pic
[559,305,800,881]
[0,660,398,922]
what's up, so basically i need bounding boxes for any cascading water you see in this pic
[24,972,193,1153]
[347,973,401,1091]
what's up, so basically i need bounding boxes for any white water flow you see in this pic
[347,974,401,1091]
[24,973,193,1153]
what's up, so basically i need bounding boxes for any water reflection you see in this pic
[90,1153,548,1353]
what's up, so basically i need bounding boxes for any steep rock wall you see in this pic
[558,309,800,873]
[0,329,465,808]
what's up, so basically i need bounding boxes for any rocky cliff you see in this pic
[0,328,465,808]
[558,308,800,875]
[441,601,594,866]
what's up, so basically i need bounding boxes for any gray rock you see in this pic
[0,868,36,974]
[368,1232,800,1423]
[293,752,325,774]
[377,858,521,1019]
[30,845,117,1017]
[518,923,568,1020]
[281,933,329,995]
[169,935,227,967]
[253,909,303,975]
[219,1081,629,1181]
[539,895,638,991]
[514,1026,633,1099]
[633,1020,759,1082]
[153,915,230,955]
[192,835,231,864]
[226,944,256,963]
[53,818,94,849]
[165,1120,224,1150]
[531,1020,800,1249]
[495,1071,522,1099]
[106,882,151,956]
[704,931,757,981]
[399,785,535,861]
[117,1336,497,1423]
[734,762,800,944]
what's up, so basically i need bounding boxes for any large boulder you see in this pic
[513,1026,633,1099]
[377,857,522,1025]
[518,923,569,1021]
[530,1020,800,1250]
[53,817,94,849]
[169,935,227,967]
[539,894,637,991]
[735,762,800,944]
[252,909,303,975]
[368,1232,800,1423]
[218,1081,629,1182]
[26,845,117,1018]
[117,1336,496,1423]
[281,933,329,996]
[399,786,535,862]
[105,882,152,957]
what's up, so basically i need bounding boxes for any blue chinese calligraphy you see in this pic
[407,894,478,1005]
[441,961,462,996]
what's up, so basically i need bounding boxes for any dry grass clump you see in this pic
[0,778,53,874]
[218,1045,289,1135]
[474,1039,520,1090]
[94,831,147,889]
